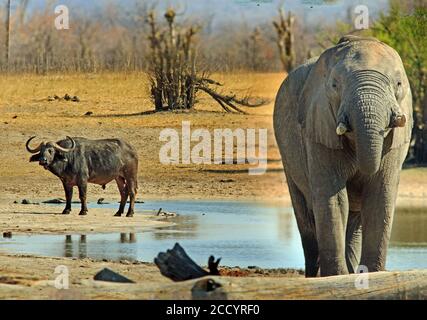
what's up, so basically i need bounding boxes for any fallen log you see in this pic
[81,270,427,300]
[154,243,220,281]
[189,270,426,300]
[152,244,426,299]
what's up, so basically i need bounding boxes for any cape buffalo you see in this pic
[26,136,139,217]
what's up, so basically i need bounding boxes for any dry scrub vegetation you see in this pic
[0,72,290,204]
[1,72,426,206]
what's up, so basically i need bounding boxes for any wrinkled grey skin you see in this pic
[26,136,139,217]
[273,36,413,277]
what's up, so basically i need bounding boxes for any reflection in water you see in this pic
[64,235,72,258]
[120,233,137,243]
[79,235,87,258]
[152,215,200,240]
[63,233,138,261]
[276,208,296,243]
[64,235,88,258]
[391,209,427,245]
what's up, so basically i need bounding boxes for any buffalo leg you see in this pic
[62,182,73,215]
[114,177,128,217]
[126,179,137,218]
[78,182,88,216]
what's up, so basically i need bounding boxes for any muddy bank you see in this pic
[0,253,424,300]
[0,253,304,300]
[0,203,172,235]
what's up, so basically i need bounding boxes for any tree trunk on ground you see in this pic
[85,270,427,300]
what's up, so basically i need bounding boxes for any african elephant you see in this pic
[273,35,413,277]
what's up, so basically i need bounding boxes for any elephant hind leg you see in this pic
[287,177,319,277]
[345,210,362,273]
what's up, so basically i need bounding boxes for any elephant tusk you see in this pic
[391,114,406,128]
[336,123,348,136]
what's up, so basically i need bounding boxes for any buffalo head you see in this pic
[26,136,75,169]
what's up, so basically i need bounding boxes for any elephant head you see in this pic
[298,35,412,175]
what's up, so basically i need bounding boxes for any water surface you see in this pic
[1,200,426,270]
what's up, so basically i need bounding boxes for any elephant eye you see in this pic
[395,81,403,99]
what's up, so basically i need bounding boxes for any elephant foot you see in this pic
[126,211,134,218]
[114,212,123,217]
[62,209,71,215]
[79,210,88,216]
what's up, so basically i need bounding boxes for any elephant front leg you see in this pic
[313,192,349,276]
[308,144,352,276]
[360,170,400,272]
[286,176,319,277]
[345,210,362,273]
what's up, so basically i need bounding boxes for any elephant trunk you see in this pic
[345,70,394,175]
[354,113,384,175]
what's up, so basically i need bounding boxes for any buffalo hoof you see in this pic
[126,212,134,218]
[114,212,122,217]
[79,210,88,216]
[62,209,71,215]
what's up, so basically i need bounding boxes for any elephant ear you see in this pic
[297,54,343,149]
[391,84,413,149]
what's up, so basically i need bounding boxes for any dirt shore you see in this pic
[0,252,305,300]
[2,72,427,204]
[0,203,173,235]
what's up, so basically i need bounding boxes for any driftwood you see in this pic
[186,270,427,300]
[154,243,220,282]
[81,270,427,300]
[152,243,426,299]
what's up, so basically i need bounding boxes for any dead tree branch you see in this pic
[273,7,296,72]
[146,9,269,113]
[154,243,221,282]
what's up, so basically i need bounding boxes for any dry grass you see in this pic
[0,71,425,205]
[0,72,288,204]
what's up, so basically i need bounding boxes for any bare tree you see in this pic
[0,2,306,73]
[4,0,11,68]
[17,0,29,25]
[244,27,263,71]
[147,9,268,113]
[273,7,296,72]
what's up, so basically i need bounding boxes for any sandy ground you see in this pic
[1,72,427,205]
[0,252,305,300]
[0,72,426,299]
[0,203,173,235]
[0,72,289,205]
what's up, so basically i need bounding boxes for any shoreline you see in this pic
[0,252,424,300]
[0,252,304,300]
[0,204,174,236]
[0,194,425,236]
